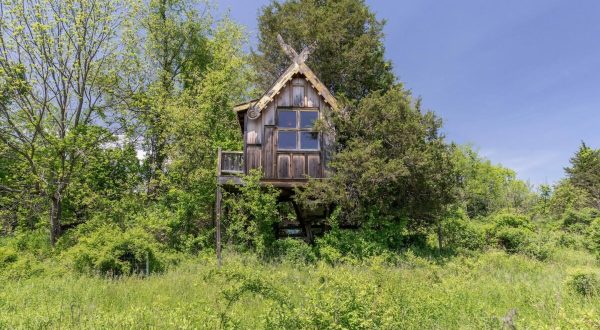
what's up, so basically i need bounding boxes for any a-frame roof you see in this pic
[241,35,338,120]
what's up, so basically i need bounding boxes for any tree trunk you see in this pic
[437,218,443,251]
[49,194,62,246]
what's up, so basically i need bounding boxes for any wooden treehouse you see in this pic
[215,35,338,245]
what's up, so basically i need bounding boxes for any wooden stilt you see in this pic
[292,201,313,244]
[216,185,222,268]
[216,147,223,268]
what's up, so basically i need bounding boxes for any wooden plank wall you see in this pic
[256,75,327,180]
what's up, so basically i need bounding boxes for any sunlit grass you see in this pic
[0,249,599,329]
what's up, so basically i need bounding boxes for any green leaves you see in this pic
[298,87,457,232]
[252,0,395,100]
[224,170,281,256]
[565,142,600,210]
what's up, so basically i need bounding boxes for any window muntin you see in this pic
[277,109,320,151]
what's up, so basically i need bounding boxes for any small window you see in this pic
[300,111,318,128]
[278,131,297,150]
[277,109,320,151]
[300,132,319,150]
[293,86,304,107]
[278,111,296,128]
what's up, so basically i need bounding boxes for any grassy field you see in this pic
[1,249,599,329]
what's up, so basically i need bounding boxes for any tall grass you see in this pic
[0,249,599,329]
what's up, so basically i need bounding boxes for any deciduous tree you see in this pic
[0,0,137,244]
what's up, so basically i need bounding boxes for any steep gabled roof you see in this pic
[246,62,338,119]
[245,35,339,120]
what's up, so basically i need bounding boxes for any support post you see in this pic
[216,147,223,268]
[292,201,313,244]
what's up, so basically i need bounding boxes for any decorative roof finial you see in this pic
[277,34,316,65]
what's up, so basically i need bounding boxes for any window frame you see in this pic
[276,108,320,151]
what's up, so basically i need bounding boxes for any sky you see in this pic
[217,0,600,186]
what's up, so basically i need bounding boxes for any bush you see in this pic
[556,232,586,250]
[491,213,534,231]
[522,234,554,261]
[315,229,389,264]
[64,225,171,276]
[494,227,531,252]
[586,218,600,254]
[224,170,281,256]
[0,246,46,280]
[486,213,553,260]
[441,213,486,251]
[567,269,600,297]
[562,208,600,234]
[271,238,316,265]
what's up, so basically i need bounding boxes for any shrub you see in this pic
[561,208,599,234]
[567,269,600,297]
[315,229,388,264]
[495,227,531,253]
[522,234,554,261]
[586,218,600,254]
[486,213,553,260]
[224,170,281,256]
[0,246,17,265]
[491,213,534,231]
[0,246,46,280]
[64,225,170,276]
[441,213,486,251]
[556,232,586,249]
[271,238,316,265]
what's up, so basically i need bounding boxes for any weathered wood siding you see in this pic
[243,74,330,181]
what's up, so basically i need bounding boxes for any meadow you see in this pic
[1,248,599,329]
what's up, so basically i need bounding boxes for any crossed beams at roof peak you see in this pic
[277,34,316,65]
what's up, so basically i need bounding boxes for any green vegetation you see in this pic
[1,0,600,328]
[0,250,599,329]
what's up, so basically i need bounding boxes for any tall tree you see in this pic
[452,146,534,218]
[565,142,600,209]
[252,0,395,100]
[163,18,251,234]
[0,0,136,244]
[296,87,458,237]
[138,0,212,197]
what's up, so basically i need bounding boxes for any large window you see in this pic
[277,109,319,150]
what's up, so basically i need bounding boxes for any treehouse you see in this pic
[217,36,337,189]
[215,36,338,246]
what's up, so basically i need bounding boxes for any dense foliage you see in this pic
[0,0,599,327]
[251,0,395,100]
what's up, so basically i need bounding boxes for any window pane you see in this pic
[293,86,304,106]
[278,110,296,128]
[278,131,297,149]
[300,111,318,128]
[300,132,319,150]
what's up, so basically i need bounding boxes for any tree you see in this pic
[162,18,251,233]
[549,180,592,218]
[452,146,535,218]
[0,0,137,244]
[252,0,395,100]
[296,87,459,240]
[137,0,213,197]
[565,142,600,210]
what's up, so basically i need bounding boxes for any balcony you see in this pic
[218,149,244,175]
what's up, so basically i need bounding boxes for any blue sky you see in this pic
[218,0,600,186]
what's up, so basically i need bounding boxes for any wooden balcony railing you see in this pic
[217,148,244,175]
